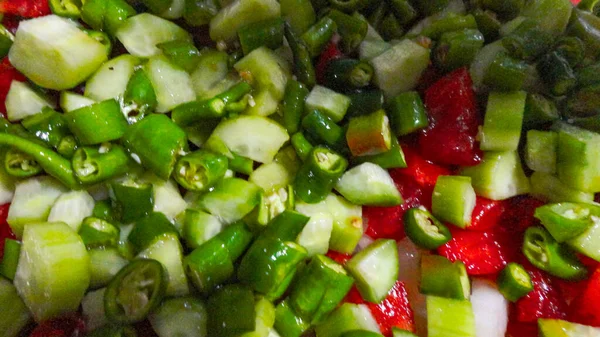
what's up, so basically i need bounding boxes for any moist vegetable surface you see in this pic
[0,0,599,336]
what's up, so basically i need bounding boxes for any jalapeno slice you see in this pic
[104,259,167,324]
[403,207,452,250]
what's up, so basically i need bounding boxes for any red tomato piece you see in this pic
[0,203,13,260]
[467,197,507,231]
[0,0,50,18]
[418,67,482,166]
[345,282,415,337]
[438,227,510,275]
[392,145,451,188]
[568,268,600,327]
[29,314,86,337]
[0,57,26,116]
[325,250,352,265]
[500,196,545,233]
[1,15,20,34]
[506,320,539,337]
[315,39,343,84]
[515,268,567,323]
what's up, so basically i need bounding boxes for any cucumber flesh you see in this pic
[60,91,96,113]
[334,162,402,207]
[241,297,276,337]
[0,277,31,337]
[427,296,476,337]
[160,0,185,19]
[142,174,188,220]
[198,178,262,224]
[5,81,54,122]
[296,212,334,257]
[233,46,290,100]
[9,15,108,90]
[210,115,290,163]
[14,222,90,322]
[88,248,128,289]
[7,176,67,239]
[314,303,380,337]
[81,288,107,332]
[84,54,141,102]
[145,56,196,113]
[530,172,595,204]
[209,0,281,42]
[149,296,208,337]
[568,216,600,262]
[249,162,293,193]
[116,13,192,58]
[0,161,15,205]
[47,190,95,232]
[346,239,399,303]
[190,50,230,98]
[137,233,190,296]
[538,319,600,337]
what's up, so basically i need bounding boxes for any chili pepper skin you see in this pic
[346,109,392,157]
[291,132,314,162]
[104,259,167,324]
[109,180,154,223]
[21,107,71,149]
[184,237,235,294]
[301,110,347,151]
[295,146,348,204]
[387,91,428,137]
[537,51,577,96]
[403,207,451,250]
[157,39,202,73]
[173,150,228,191]
[497,262,534,302]
[123,114,188,180]
[535,202,600,242]
[326,9,368,53]
[352,136,407,169]
[78,216,120,249]
[65,99,128,145]
[282,80,309,134]
[301,17,338,58]
[4,148,42,178]
[434,29,484,73]
[81,0,136,36]
[285,22,317,88]
[345,89,385,119]
[483,52,528,91]
[123,69,157,122]
[238,18,285,55]
[554,36,586,67]
[207,285,256,337]
[503,18,553,61]
[72,145,131,185]
[49,0,82,18]
[324,58,374,91]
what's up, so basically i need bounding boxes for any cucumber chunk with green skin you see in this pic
[240,297,276,337]
[296,212,334,257]
[346,239,399,303]
[535,203,600,242]
[198,178,262,224]
[142,174,188,221]
[335,163,402,206]
[5,81,54,122]
[190,50,230,98]
[305,86,351,123]
[530,172,595,204]
[47,190,95,232]
[60,91,96,113]
[479,91,526,152]
[314,303,380,337]
[209,0,281,42]
[210,115,290,164]
[431,176,476,228]
[145,56,196,113]
[7,176,67,239]
[116,13,192,58]
[539,319,600,336]
[88,248,128,289]
[250,162,294,193]
[149,297,208,337]
[160,0,185,19]
[460,151,530,200]
[0,277,31,337]
[84,54,141,102]
[9,15,108,90]
[14,222,90,322]
[568,216,600,262]
[525,130,557,174]
[234,46,290,101]
[427,296,476,337]
[555,123,600,193]
[0,159,15,205]
[420,255,470,300]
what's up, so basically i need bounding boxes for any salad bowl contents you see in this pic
[0,0,599,336]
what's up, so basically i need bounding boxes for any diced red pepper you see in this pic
[570,0,581,5]
[0,0,50,18]
[568,268,600,327]
[500,196,545,233]
[2,15,20,35]
[0,203,13,260]
[345,281,415,337]
[467,197,507,231]
[515,267,567,323]
[29,314,86,337]
[0,57,26,116]
[315,39,343,84]
[418,67,482,166]
[325,250,352,265]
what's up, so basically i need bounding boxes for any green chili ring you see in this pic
[403,207,452,250]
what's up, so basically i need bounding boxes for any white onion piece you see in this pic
[397,237,428,337]
[471,278,509,337]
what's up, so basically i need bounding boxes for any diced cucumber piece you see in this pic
[370,39,430,98]
[209,0,280,42]
[0,160,15,205]
[479,91,526,152]
[305,86,351,123]
[145,56,196,113]
[198,178,262,224]
[14,222,90,322]
[360,40,391,60]
[521,0,573,36]
[84,54,141,102]
[81,288,107,332]
[47,190,95,232]
[234,46,290,100]
[460,151,530,200]
[210,115,290,163]
[150,297,208,337]
[60,91,96,113]
[246,89,280,117]
[241,297,276,337]
[116,13,192,58]
[555,123,600,193]
[190,50,230,98]
[250,162,294,193]
[431,176,476,228]
[314,303,380,337]
[9,15,108,90]
[568,216,600,262]
[160,0,185,19]
[143,174,188,220]
[0,277,31,337]
[296,194,363,254]
[182,209,223,249]
[88,248,128,289]
[420,255,470,300]
[137,233,190,296]
[539,319,600,336]
[346,239,399,303]
[296,212,334,257]
[7,176,67,239]
[335,163,402,207]
[525,130,558,174]
[427,296,476,337]
[530,172,595,204]
[5,81,54,122]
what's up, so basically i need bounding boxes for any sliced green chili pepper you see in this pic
[57,135,78,159]
[184,237,235,294]
[346,109,391,157]
[576,61,600,88]
[72,145,130,184]
[104,259,167,324]
[93,200,117,223]
[404,207,452,250]
[0,239,20,280]
[523,226,588,281]
[291,132,314,162]
[568,9,600,60]
[81,0,136,36]
[534,203,600,242]
[414,0,449,16]
[578,0,600,14]
[537,51,577,96]
[421,14,478,39]
[123,114,188,180]
[327,9,368,53]
[523,93,560,129]
[566,84,600,118]
[301,110,346,151]
[481,0,523,19]
[283,80,309,135]
[285,22,317,88]
[345,89,385,118]
[49,0,82,18]
[261,210,310,242]
[203,135,255,175]
[387,91,428,136]
[329,0,369,12]
[139,0,172,14]
[341,331,384,337]
[22,107,71,149]
[554,36,585,67]
[324,59,374,90]
[274,300,310,337]
[483,52,528,91]
[157,40,202,73]
[301,17,338,57]
[388,0,417,26]
[123,69,157,123]
[367,1,387,29]
[207,285,256,337]
[0,133,79,189]
[238,18,285,55]
[352,136,406,169]
[4,148,42,178]
[173,150,228,191]
[420,255,470,300]
[79,216,121,248]
[65,99,128,145]
[184,0,220,26]
[215,222,254,260]
[472,9,501,42]
[379,13,404,41]
[434,29,484,73]
[295,146,348,204]
[128,212,179,253]
[502,18,553,61]
[110,179,154,223]
[0,25,13,59]
[497,262,533,302]
[83,29,112,57]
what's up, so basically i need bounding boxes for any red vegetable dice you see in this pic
[418,67,482,166]
[325,250,352,265]
[0,58,27,116]
[568,267,600,327]
[392,145,451,188]
[29,314,86,337]
[515,267,567,323]
[345,281,415,336]
[467,197,507,231]
[0,0,50,18]
[316,39,343,84]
